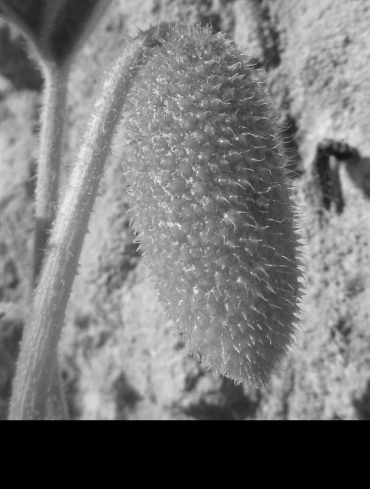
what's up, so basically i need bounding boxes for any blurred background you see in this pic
[1,0,370,420]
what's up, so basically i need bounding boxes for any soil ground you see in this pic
[1,0,370,420]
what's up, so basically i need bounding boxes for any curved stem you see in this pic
[32,66,69,420]
[9,38,144,420]
[33,66,69,285]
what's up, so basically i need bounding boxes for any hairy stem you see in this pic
[33,67,69,285]
[9,38,144,420]
[31,67,69,420]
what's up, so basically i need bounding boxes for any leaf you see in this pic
[0,0,113,70]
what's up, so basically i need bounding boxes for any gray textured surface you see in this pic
[1,0,370,419]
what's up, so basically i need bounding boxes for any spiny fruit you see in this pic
[123,23,303,387]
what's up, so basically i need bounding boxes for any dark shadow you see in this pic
[3,260,19,290]
[0,311,23,420]
[197,0,225,33]
[0,25,43,92]
[179,377,261,420]
[353,380,370,420]
[199,12,223,33]
[258,1,281,70]
[61,365,82,420]
[114,372,143,420]
[24,159,38,201]
[279,114,303,180]
[345,156,370,201]
[312,139,355,214]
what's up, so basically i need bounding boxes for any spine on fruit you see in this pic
[123,23,303,386]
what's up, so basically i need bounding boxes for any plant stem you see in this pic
[31,66,70,419]
[9,38,144,420]
[33,66,68,285]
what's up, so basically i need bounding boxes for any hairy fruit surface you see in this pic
[123,23,303,386]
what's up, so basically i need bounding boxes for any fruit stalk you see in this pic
[9,38,144,420]
[33,66,69,284]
